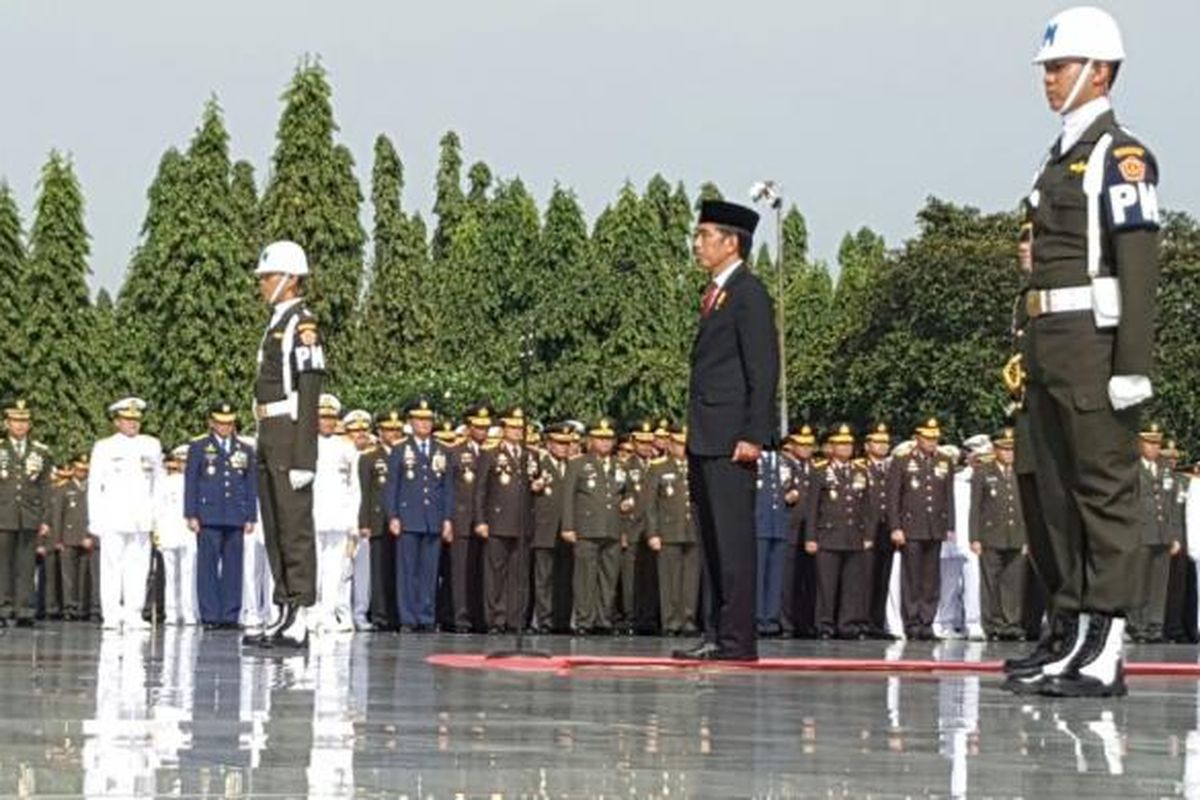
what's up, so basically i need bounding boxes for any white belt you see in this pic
[255,397,296,421]
[1025,285,1093,318]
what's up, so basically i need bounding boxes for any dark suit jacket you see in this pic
[687,264,780,457]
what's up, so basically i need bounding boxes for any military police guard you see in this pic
[248,240,325,649]
[1007,7,1160,697]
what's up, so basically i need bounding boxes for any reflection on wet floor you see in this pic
[0,625,1197,797]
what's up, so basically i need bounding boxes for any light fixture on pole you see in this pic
[750,180,788,439]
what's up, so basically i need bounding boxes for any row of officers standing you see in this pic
[3,395,1195,643]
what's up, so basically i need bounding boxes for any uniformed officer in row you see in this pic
[0,400,52,627]
[969,428,1027,640]
[1009,7,1160,698]
[644,423,699,636]
[338,410,374,628]
[89,396,164,631]
[862,424,896,639]
[441,403,490,633]
[312,394,360,634]
[781,424,818,638]
[185,402,257,629]
[1160,439,1192,643]
[38,463,70,620]
[806,425,873,639]
[755,438,798,637]
[562,417,627,635]
[887,418,955,641]
[158,444,197,626]
[361,409,405,631]
[529,422,572,633]
[616,421,656,634]
[48,453,94,621]
[249,240,325,649]
[386,397,454,632]
[474,406,533,633]
[1128,423,1179,643]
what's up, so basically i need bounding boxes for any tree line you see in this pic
[2,59,1197,460]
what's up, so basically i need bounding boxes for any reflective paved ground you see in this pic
[1,624,1199,797]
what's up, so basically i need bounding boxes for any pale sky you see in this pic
[0,1,1192,293]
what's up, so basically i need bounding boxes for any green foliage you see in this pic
[0,183,26,404]
[18,152,94,456]
[1150,212,1200,458]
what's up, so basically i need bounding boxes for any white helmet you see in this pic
[255,240,309,276]
[1033,6,1125,64]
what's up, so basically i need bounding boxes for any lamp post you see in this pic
[750,181,788,440]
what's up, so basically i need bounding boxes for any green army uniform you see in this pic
[969,435,1027,640]
[1128,426,1173,642]
[562,421,625,633]
[50,464,93,620]
[530,441,569,632]
[643,448,699,635]
[0,402,52,626]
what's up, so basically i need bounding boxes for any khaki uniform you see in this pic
[1128,459,1174,640]
[969,460,1027,637]
[530,451,568,631]
[643,455,699,634]
[357,444,395,629]
[806,459,872,637]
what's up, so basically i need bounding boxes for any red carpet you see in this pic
[427,652,1200,677]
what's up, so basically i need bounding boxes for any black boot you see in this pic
[1002,613,1089,695]
[244,603,290,648]
[1004,612,1076,677]
[1040,614,1127,698]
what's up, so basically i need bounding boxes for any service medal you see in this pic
[406,470,416,481]
[464,470,475,484]
[500,473,511,486]
[910,478,920,490]
[829,489,838,500]
[206,465,217,477]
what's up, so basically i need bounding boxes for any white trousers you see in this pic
[100,531,151,626]
[935,547,981,631]
[316,530,352,624]
[886,552,905,638]
[241,533,275,627]
[160,542,198,624]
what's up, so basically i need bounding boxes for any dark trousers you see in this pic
[900,539,941,629]
[88,545,101,619]
[1128,544,1170,639]
[61,545,89,616]
[436,535,473,630]
[398,532,441,627]
[0,528,36,620]
[573,537,619,631]
[755,537,786,630]
[1017,469,1059,615]
[531,547,556,629]
[257,418,317,607]
[197,525,243,624]
[690,454,757,658]
[868,522,895,633]
[658,542,699,633]
[1164,550,1194,642]
[370,535,397,629]
[815,548,869,636]
[980,547,1026,636]
[618,538,637,625]
[43,549,62,617]
[1024,371,1140,615]
[779,541,799,635]
[484,536,525,631]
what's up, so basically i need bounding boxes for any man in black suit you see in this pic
[674,200,780,661]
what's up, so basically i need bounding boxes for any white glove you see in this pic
[1107,375,1153,411]
[288,469,315,491]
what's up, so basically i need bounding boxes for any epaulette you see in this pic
[361,446,378,457]
[851,457,867,469]
[812,458,829,469]
[650,456,668,465]
[568,453,584,461]
[191,433,208,441]
[483,442,499,451]
[32,441,49,451]
[978,454,996,465]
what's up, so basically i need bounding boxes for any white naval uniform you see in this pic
[241,501,276,630]
[155,470,197,625]
[88,432,164,629]
[934,467,982,637]
[312,434,361,631]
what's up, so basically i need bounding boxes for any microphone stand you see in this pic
[487,331,552,660]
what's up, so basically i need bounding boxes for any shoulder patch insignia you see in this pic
[1118,157,1147,183]
[299,328,319,346]
[1112,145,1145,159]
[191,433,207,441]
[1068,161,1087,175]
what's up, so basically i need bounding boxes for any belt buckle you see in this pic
[1025,291,1044,318]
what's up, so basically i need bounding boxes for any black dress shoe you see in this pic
[14,618,35,628]
[242,631,273,648]
[673,642,722,660]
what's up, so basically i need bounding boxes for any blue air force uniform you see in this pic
[185,423,257,625]
[755,450,797,634]
[385,430,454,628]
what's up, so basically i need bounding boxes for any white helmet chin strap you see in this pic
[267,274,291,304]
[1061,59,1094,116]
